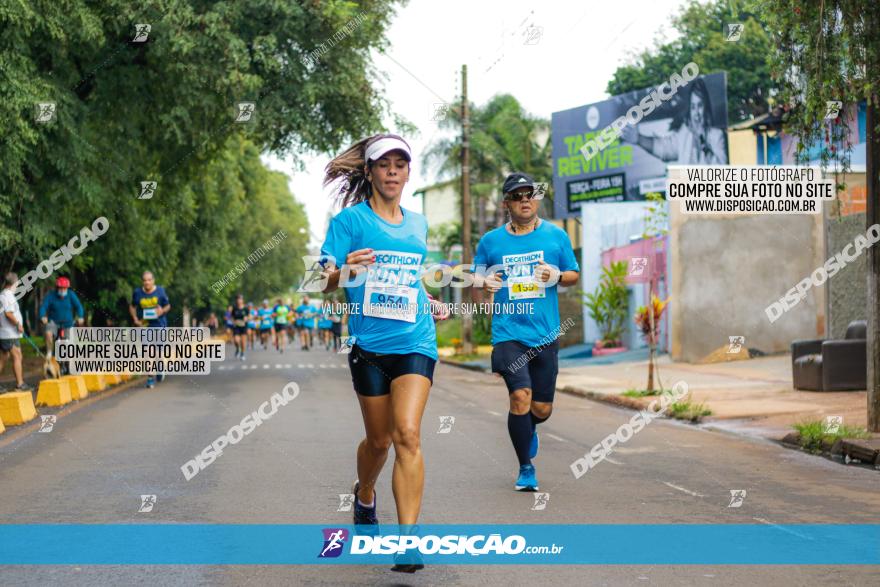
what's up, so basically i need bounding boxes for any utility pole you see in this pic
[867,98,879,432]
[461,64,473,355]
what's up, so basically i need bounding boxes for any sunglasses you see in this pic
[505,190,543,202]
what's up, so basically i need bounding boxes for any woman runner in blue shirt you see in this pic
[320,134,446,573]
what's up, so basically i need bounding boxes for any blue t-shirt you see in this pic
[320,201,437,359]
[296,304,315,328]
[131,286,170,327]
[474,221,579,347]
[258,307,274,329]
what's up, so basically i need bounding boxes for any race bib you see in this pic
[363,250,423,323]
[508,276,545,300]
[503,250,546,300]
[142,307,159,320]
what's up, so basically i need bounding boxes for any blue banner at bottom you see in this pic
[0,524,877,565]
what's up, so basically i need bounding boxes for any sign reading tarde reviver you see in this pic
[551,71,729,218]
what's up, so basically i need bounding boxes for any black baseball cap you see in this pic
[502,172,536,196]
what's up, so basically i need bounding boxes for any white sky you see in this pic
[264,0,685,247]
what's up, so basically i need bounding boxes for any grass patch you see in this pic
[792,420,871,453]
[621,388,662,398]
[668,397,712,422]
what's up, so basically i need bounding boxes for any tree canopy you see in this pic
[1,0,404,322]
[606,0,776,123]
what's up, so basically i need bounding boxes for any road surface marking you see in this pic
[487,410,502,417]
[307,364,314,369]
[752,518,813,539]
[263,364,270,369]
[604,457,623,465]
[298,364,304,368]
[663,482,706,498]
[284,364,291,368]
[546,433,567,442]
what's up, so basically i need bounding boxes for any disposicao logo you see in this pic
[318,528,349,558]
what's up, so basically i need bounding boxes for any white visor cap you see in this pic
[365,136,412,163]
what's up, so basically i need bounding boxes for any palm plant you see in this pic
[634,295,669,393]
[583,261,629,347]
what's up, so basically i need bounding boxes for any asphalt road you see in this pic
[1,343,878,586]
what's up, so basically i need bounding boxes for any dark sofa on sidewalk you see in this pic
[791,320,866,391]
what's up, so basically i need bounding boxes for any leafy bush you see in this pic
[583,261,629,345]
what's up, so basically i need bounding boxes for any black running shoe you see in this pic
[352,481,378,525]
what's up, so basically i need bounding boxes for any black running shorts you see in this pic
[232,325,248,336]
[348,345,436,397]
[491,339,559,403]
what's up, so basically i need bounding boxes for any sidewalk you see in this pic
[442,347,870,441]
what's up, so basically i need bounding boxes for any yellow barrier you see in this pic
[0,416,5,434]
[120,373,132,381]
[0,392,38,425]
[61,375,89,400]
[104,373,122,385]
[82,373,107,392]
[36,379,73,407]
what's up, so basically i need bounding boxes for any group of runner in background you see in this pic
[224,295,343,359]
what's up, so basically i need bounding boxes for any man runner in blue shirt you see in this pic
[475,172,580,492]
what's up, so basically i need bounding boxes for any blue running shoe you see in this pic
[352,481,378,526]
[514,464,538,491]
[529,429,539,459]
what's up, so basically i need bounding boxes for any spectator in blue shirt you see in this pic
[39,276,85,353]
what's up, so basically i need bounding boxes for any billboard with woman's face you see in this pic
[551,72,729,218]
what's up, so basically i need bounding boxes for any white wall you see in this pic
[580,202,652,343]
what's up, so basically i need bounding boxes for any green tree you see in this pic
[607,0,776,123]
[424,94,552,239]
[1,0,403,323]
[752,0,879,431]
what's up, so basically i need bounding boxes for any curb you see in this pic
[0,376,146,448]
[439,357,880,471]
[440,358,654,411]
[438,358,489,373]
[780,432,880,469]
